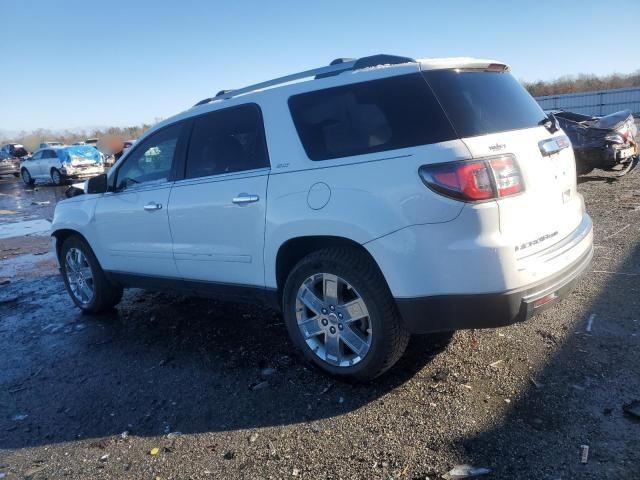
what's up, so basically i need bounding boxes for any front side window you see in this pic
[288,73,457,161]
[115,123,182,190]
[185,104,269,179]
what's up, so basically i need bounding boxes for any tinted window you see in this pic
[185,104,269,179]
[288,74,456,161]
[423,70,547,137]
[116,123,182,190]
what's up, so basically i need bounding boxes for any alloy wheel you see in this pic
[65,247,94,305]
[295,272,372,367]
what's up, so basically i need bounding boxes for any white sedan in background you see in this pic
[20,145,105,186]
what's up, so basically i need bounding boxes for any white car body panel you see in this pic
[93,185,178,277]
[168,169,269,286]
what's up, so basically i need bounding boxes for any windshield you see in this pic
[423,70,547,137]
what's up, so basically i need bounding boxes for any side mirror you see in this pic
[86,173,108,194]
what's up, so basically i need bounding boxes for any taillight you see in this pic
[419,154,524,202]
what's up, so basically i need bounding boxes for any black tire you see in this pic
[12,172,19,178]
[21,168,34,185]
[282,247,410,382]
[59,235,123,313]
[51,168,63,186]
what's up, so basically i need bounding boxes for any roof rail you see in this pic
[192,54,415,107]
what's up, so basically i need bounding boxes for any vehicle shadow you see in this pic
[577,174,619,185]
[0,280,451,450]
[444,240,640,478]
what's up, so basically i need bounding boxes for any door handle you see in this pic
[143,202,162,211]
[232,194,259,205]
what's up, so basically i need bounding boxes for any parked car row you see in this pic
[0,136,135,184]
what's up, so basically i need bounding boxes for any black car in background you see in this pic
[550,109,638,175]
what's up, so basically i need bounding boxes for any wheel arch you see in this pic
[51,228,90,261]
[274,235,388,303]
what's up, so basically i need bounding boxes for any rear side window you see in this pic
[423,70,547,138]
[288,73,456,161]
[185,104,269,179]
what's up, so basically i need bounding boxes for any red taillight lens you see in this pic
[419,155,523,202]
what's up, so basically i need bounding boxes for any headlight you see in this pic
[604,133,625,144]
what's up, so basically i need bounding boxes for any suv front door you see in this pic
[93,122,186,277]
[168,104,270,289]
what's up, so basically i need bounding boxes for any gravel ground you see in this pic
[0,161,639,479]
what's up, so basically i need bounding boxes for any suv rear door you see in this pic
[423,68,583,259]
[168,103,270,289]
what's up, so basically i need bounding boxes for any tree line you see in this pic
[2,124,153,152]
[523,70,640,97]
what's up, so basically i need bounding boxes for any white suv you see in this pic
[51,54,593,381]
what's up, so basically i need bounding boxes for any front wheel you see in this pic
[282,247,409,381]
[60,235,123,313]
[21,168,34,185]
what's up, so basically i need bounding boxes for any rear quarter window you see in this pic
[288,73,456,161]
[423,70,547,138]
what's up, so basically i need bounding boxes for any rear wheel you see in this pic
[21,168,34,185]
[12,172,19,178]
[60,235,123,313]
[282,247,409,381]
[51,168,63,186]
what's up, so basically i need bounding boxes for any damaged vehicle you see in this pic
[551,109,638,175]
[0,144,29,177]
[20,145,104,186]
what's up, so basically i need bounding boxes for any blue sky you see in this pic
[2,0,638,132]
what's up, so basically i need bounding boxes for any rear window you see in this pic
[57,146,101,163]
[288,73,456,161]
[423,70,547,138]
[12,147,28,157]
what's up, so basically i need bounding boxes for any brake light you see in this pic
[419,154,523,202]
[486,63,508,72]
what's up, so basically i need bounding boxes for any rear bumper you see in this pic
[61,167,104,179]
[396,242,593,334]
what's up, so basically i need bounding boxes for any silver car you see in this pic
[20,145,105,186]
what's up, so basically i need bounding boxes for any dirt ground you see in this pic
[0,162,639,479]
